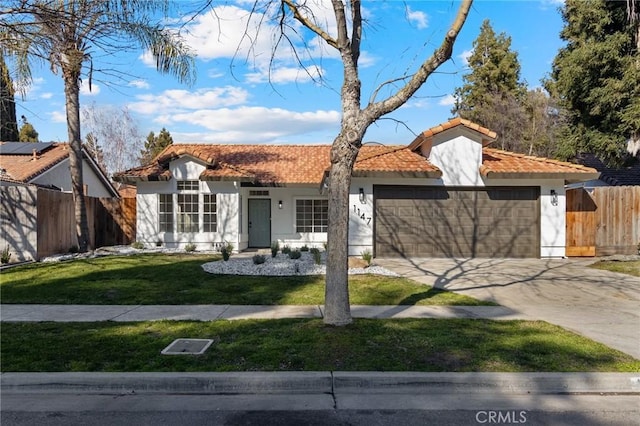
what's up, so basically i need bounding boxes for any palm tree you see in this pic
[1,0,194,251]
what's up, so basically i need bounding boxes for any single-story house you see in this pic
[114,118,599,258]
[569,153,640,188]
[1,142,120,261]
[0,142,118,197]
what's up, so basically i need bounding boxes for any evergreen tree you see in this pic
[452,20,528,152]
[0,54,19,141]
[546,0,640,165]
[18,115,38,142]
[140,127,173,165]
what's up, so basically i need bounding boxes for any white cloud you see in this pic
[128,86,249,115]
[406,7,428,30]
[49,110,66,123]
[459,49,473,66]
[80,79,100,95]
[40,92,53,100]
[128,79,150,89]
[158,106,340,143]
[439,94,456,106]
[246,65,324,84]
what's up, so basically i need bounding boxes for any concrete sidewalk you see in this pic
[0,304,529,322]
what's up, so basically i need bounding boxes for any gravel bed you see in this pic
[202,252,399,277]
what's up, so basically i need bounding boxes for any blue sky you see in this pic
[15,0,565,151]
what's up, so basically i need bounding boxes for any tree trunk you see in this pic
[324,133,361,326]
[63,64,90,252]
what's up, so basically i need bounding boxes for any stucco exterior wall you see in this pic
[30,158,113,197]
[0,185,38,262]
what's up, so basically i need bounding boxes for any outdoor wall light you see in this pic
[278,200,283,209]
[359,188,366,204]
[550,189,558,206]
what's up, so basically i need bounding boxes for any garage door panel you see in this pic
[374,186,540,258]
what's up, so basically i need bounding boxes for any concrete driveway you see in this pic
[376,257,640,359]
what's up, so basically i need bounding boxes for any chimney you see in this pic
[32,149,38,161]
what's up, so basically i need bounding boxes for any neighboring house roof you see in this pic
[481,149,601,182]
[0,142,119,196]
[575,153,640,186]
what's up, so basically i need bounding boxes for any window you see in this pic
[159,194,173,232]
[177,193,199,232]
[203,194,217,232]
[177,180,199,191]
[296,199,328,233]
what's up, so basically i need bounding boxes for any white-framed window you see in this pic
[296,199,328,233]
[203,194,217,232]
[158,181,217,233]
[158,194,173,232]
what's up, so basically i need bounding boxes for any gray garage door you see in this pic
[374,186,540,258]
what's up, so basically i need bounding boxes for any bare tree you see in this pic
[1,0,195,252]
[258,0,473,325]
[82,102,143,178]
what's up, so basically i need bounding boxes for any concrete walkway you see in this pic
[0,304,528,322]
[376,257,640,359]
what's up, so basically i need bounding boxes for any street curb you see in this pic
[2,372,639,395]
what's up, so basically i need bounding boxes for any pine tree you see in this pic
[546,0,640,165]
[452,20,528,152]
[0,54,19,142]
[140,127,173,165]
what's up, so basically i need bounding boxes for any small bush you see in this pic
[68,245,79,253]
[323,242,327,251]
[310,247,322,265]
[361,249,372,267]
[185,243,197,252]
[219,241,233,261]
[131,241,144,250]
[282,245,291,255]
[253,254,267,265]
[289,249,302,260]
[271,241,280,258]
[155,240,163,247]
[300,245,309,252]
[1,245,11,264]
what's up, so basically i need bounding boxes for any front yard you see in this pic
[0,253,491,306]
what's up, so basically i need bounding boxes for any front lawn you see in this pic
[0,254,491,306]
[589,260,640,277]
[2,319,637,372]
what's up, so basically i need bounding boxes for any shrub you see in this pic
[361,249,372,267]
[271,241,280,258]
[289,249,302,260]
[155,239,163,247]
[1,245,11,264]
[253,254,267,265]
[300,245,309,252]
[310,247,322,265]
[219,241,233,261]
[282,245,291,255]
[185,243,197,252]
[131,241,144,250]
[68,245,79,253]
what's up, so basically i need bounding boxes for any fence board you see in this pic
[568,186,640,256]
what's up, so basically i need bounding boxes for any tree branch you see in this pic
[281,0,338,49]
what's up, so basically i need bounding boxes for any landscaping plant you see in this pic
[270,241,279,258]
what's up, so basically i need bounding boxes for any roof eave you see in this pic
[352,170,442,179]
[481,171,602,181]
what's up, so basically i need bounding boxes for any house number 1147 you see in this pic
[353,205,372,225]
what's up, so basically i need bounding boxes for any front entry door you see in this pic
[248,199,271,247]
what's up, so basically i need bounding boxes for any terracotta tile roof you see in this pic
[480,148,600,179]
[352,145,441,177]
[409,117,498,150]
[0,142,70,182]
[115,144,441,185]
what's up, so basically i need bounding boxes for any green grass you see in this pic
[2,319,638,372]
[589,260,640,277]
[0,254,491,306]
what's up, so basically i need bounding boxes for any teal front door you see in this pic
[248,199,271,247]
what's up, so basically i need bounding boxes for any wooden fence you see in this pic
[1,186,136,261]
[566,186,640,256]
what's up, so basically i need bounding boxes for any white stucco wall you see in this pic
[30,158,113,197]
[422,128,485,187]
